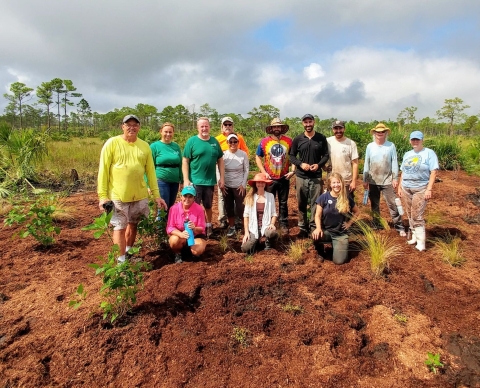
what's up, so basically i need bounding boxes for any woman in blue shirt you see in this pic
[398,131,439,251]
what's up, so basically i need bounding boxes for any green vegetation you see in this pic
[69,284,87,310]
[231,326,250,348]
[89,245,151,323]
[282,303,304,315]
[393,313,408,324]
[286,240,309,264]
[424,352,444,374]
[4,195,62,246]
[137,202,167,250]
[433,235,466,267]
[355,220,403,277]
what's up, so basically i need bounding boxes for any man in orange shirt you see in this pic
[215,117,249,228]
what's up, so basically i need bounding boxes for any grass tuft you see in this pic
[433,234,465,267]
[356,220,403,277]
[286,240,309,263]
[282,303,304,315]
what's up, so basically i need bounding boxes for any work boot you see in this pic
[174,253,183,264]
[414,227,426,251]
[265,238,274,250]
[407,229,417,245]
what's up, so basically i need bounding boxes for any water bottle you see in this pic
[395,198,404,216]
[184,217,195,246]
[362,190,369,205]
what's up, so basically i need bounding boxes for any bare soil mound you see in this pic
[1,170,480,387]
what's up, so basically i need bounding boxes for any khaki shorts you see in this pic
[111,199,150,230]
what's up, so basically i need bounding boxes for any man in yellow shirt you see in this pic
[215,116,249,229]
[98,114,167,263]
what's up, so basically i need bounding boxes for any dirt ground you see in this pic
[1,170,480,388]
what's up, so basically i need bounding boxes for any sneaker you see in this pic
[227,226,236,237]
[117,255,126,264]
[206,225,213,238]
[174,253,183,264]
[398,230,407,237]
[219,220,228,229]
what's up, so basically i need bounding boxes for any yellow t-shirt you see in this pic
[97,136,160,202]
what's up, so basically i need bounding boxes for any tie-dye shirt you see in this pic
[256,135,293,179]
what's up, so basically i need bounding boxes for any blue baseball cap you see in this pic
[181,186,196,196]
[410,130,424,140]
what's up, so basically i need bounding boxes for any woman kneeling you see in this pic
[312,173,359,264]
[241,173,278,253]
[166,186,206,263]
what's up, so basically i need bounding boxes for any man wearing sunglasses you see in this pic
[215,117,250,229]
[363,123,406,235]
[326,120,359,202]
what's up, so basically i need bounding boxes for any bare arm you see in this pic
[350,159,359,191]
[182,157,191,186]
[217,157,225,189]
[424,170,437,200]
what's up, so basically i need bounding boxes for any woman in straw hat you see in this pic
[241,173,278,253]
[363,123,406,235]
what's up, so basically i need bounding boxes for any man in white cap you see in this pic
[326,120,359,201]
[255,118,294,233]
[98,114,167,263]
[215,116,249,229]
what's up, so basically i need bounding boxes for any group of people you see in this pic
[97,113,438,265]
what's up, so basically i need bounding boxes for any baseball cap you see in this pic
[410,130,424,140]
[123,114,140,124]
[226,134,238,142]
[301,114,314,121]
[332,120,345,128]
[181,186,197,196]
[221,117,234,125]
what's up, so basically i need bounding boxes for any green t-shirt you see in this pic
[150,140,182,183]
[183,136,223,186]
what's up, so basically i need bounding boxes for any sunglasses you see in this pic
[333,127,344,130]
[223,123,233,127]
[375,131,387,134]
[228,140,238,144]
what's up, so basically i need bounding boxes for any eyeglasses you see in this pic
[228,140,238,144]
[333,127,344,130]
[375,131,386,134]
[183,194,194,199]
[223,123,233,127]
[123,123,139,128]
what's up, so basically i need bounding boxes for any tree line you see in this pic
[2,79,479,137]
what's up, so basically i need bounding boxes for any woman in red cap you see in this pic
[241,173,278,253]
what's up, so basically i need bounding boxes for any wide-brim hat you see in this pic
[266,118,289,135]
[370,123,390,134]
[248,172,273,186]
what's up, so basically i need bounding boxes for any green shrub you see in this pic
[424,136,462,170]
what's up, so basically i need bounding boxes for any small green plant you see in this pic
[4,196,61,246]
[394,313,408,324]
[69,283,87,309]
[231,326,250,348]
[425,210,447,227]
[89,245,151,323]
[424,352,444,374]
[244,254,254,263]
[218,233,229,252]
[356,220,403,277]
[287,240,309,263]
[282,303,304,315]
[433,235,465,267]
[82,211,113,240]
[137,201,167,249]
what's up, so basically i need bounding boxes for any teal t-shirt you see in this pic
[183,136,223,186]
[150,140,182,183]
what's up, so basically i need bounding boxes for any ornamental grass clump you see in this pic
[433,234,465,267]
[356,220,403,277]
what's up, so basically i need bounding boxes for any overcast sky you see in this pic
[1,0,479,122]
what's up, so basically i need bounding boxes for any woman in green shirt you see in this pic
[150,122,183,210]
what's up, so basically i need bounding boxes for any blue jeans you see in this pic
[157,180,179,210]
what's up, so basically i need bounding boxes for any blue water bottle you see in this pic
[184,217,195,246]
[363,189,369,205]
